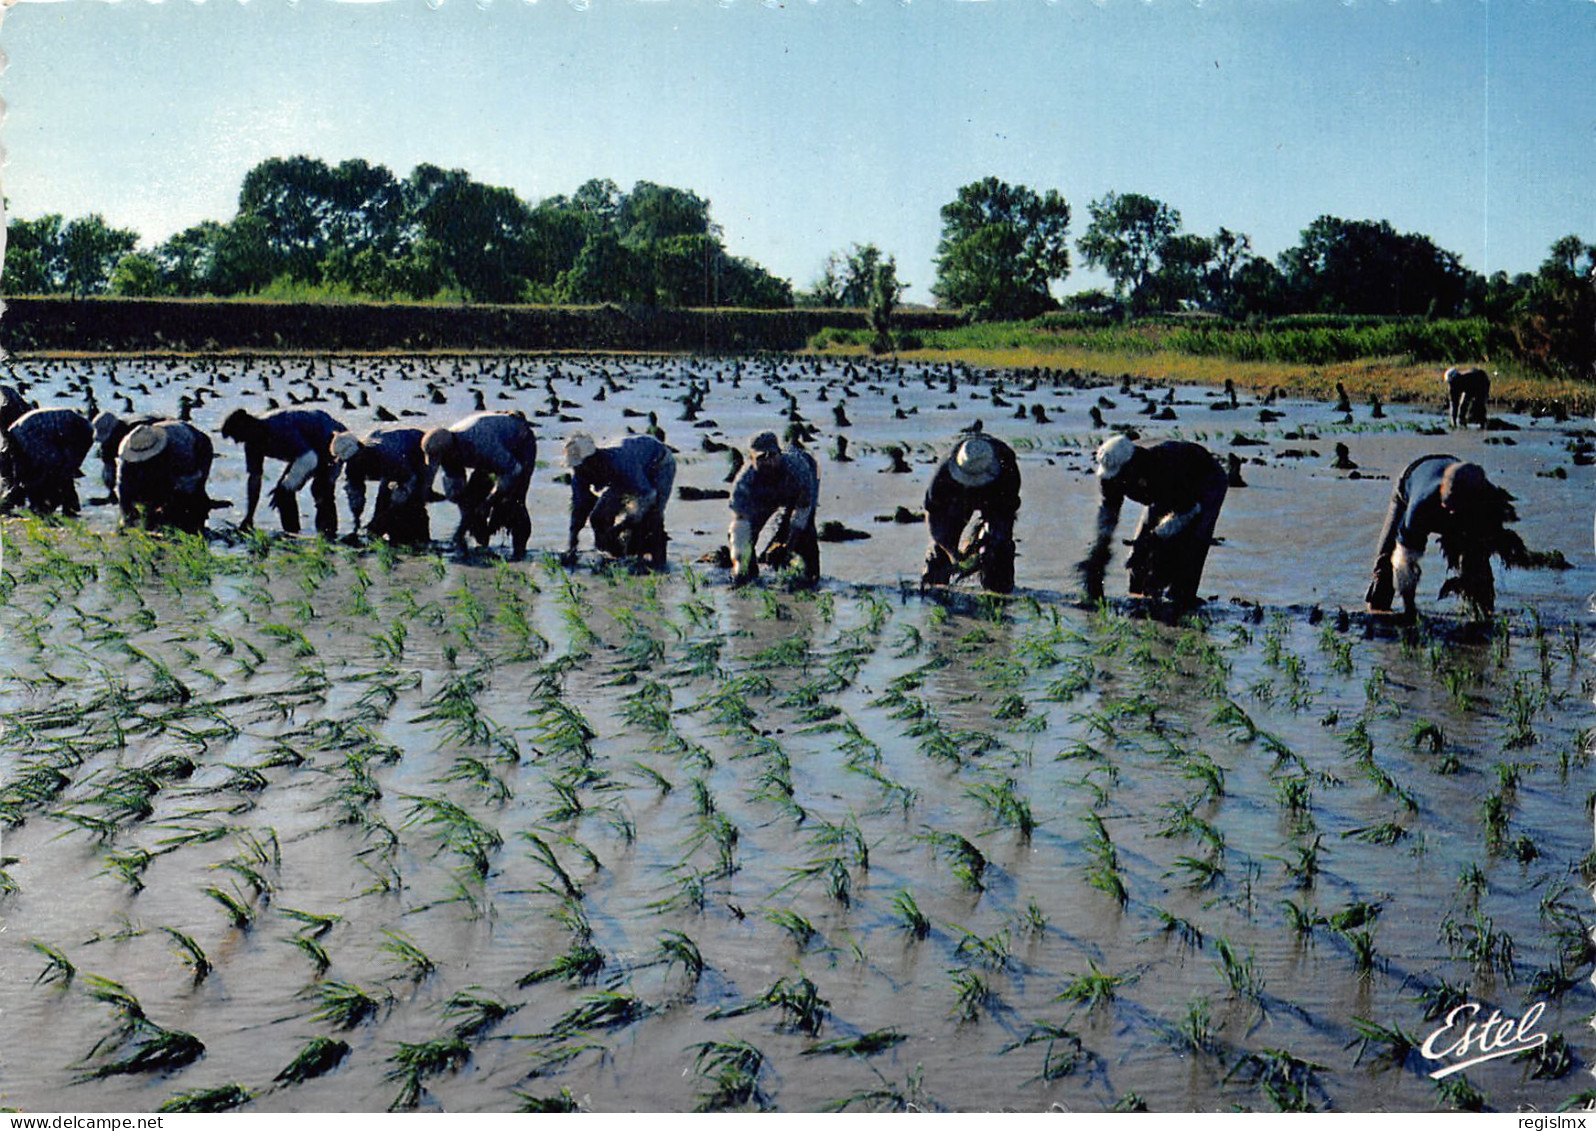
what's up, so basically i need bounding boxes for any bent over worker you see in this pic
[331,427,431,545]
[1365,455,1529,618]
[116,421,214,534]
[1078,435,1228,608]
[727,431,820,587]
[563,432,676,569]
[421,411,537,560]
[0,407,94,515]
[921,431,1021,593]
[1444,367,1490,429]
[221,407,347,537]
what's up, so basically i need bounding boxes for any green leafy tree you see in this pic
[110,252,165,297]
[616,182,714,247]
[3,213,66,293]
[1512,235,1595,379]
[932,177,1071,321]
[61,214,139,297]
[807,243,892,308]
[1277,215,1476,317]
[559,231,653,304]
[1077,192,1183,314]
[868,255,905,353]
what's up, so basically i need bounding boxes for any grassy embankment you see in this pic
[813,315,1594,414]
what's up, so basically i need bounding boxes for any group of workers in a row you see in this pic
[0,369,1530,619]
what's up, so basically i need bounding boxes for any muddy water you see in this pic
[0,354,1593,1112]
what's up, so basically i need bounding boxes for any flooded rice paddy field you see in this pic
[1,353,1594,1112]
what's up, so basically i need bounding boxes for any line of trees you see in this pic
[5,158,792,308]
[4,162,1591,376]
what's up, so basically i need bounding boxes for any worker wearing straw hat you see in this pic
[115,421,215,534]
[92,410,159,499]
[220,406,347,537]
[562,432,676,570]
[421,411,537,560]
[1,383,35,431]
[727,431,820,587]
[921,428,1022,593]
[1079,434,1228,608]
[0,407,94,516]
[1365,455,1530,618]
[330,426,431,546]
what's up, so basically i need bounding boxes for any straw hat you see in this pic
[119,424,168,465]
[330,431,362,462]
[1094,435,1135,481]
[949,435,999,488]
[1439,461,1488,511]
[564,432,598,468]
[420,427,456,461]
[92,411,121,445]
[749,431,781,456]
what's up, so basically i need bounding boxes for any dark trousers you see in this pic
[922,504,1016,593]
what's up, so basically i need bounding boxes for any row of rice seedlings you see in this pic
[74,973,206,1081]
[413,669,521,761]
[1001,1022,1092,1084]
[1080,812,1127,908]
[708,974,829,1036]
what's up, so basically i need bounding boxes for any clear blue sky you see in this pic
[2,0,1591,304]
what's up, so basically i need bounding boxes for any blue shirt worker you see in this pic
[116,421,215,534]
[1365,454,1528,618]
[1,384,34,431]
[0,407,94,515]
[563,432,676,569]
[1444,367,1490,429]
[331,427,431,546]
[221,407,347,537]
[421,411,537,560]
[728,431,820,587]
[921,432,1022,593]
[1080,435,1228,608]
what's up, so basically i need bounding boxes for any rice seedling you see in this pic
[1213,936,1267,1002]
[655,930,704,984]
[1434,1073,1486,1111]
[709,975,828,1036]
[965,777,1035,839]
[1080,812,1127,908]
[690,1038,769,1112]
[542,992,652,1040]
[274,1036,351,1086]
[380,930,437,983]
[156,1085,251,1113]
[518,941,606,987]
[161,927,212,982]
[442,989,521,1039]
[1055,961,1134,1015]
[386,1036,471,1111]
[1225,1047,1326,1112]
[204,884,255,930]
[952,925,1012,970]
[308,981,390,1029]
[28,939,77,987]
[1517,1033,1574,1080]
[950,969,991,1023]
[517,1089,583,1112]
[916,828,987,891]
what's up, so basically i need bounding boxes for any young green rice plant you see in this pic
[1081,811,1127,908]
[309,980,389,1029]
[709,975,828,1036]
[965,777,1035,839]
[916,828,987,891]
[766,908,819,950]
[1000,1023,1088,1083]
[274,1036,350,1087]
[1225,1047,1326,1112]
[1174,996,1215,1053]
[690,1038,769,1112]
[543,992,652,1040]
[655,930,704,985]
[1213,936,1267,1002]
[1055,961,1134,1015]
[952,925,1012,970]
[441,989,520,1039]
[518,940,606,987]
[386,1035,472,1111]
[204,884,255,930]
[161,927,212,983]
[891,889,931,940]
[155,1084,251,1113]
[517,1088,583,1113]
[380,930,437,983]
[403,795,503,880]
[1434,1073,1486,1111]
[804,1029,908,1059]
[29,940,77,987]
[1517,1032,1574,1080]
[950,968,991,1023]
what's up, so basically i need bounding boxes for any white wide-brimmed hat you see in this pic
[420,427,456,461]
[119,424,168,464]
[330,431,362,462]
[1094,434,1135,480]
[949,436,999,488]
[564,432,598,468]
